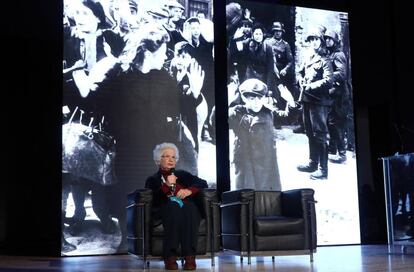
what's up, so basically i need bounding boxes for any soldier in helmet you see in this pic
[325,29,349,164]
[228,78,281,190]
[296,27,333,180]
[264,21,295,128]
[264,22,294,89]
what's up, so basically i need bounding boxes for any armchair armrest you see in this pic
[221,189,254,252]
[127,188,153,206]
[281,188,315,218]
[126,189,153,255]
[281,188,317,250]
[198,188,221,252]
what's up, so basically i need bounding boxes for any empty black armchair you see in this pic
[126,188,220,268]
[221,188,317,264]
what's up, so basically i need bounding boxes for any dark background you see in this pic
[1,0,413,255]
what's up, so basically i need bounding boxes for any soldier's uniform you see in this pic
[325,30,349,164]
[296,28,333,179]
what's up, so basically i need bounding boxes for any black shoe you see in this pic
[292,125,305,134]
[62,238,77,253]
[201,128,213,142]
[101,217,117,234]
[329,154,347,164]
[297,163,318,173]
[406,228,414,237]
[68,221,83,236]
[310,169,328,180]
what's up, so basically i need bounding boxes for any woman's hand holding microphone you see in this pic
[167,172,192,199]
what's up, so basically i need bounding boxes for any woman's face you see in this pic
[159,148,177,171]
[190,22,201,40]
[73,4,99,34]
[148,43,167,70]
[253,28,264,43]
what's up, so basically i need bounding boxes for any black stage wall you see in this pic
[1,0,413,255]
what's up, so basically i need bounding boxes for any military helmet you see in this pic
[271,22,285,32]
[305,27,324,42]
[324,30,340,43]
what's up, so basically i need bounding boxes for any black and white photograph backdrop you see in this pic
[62,0,215,256]
[226,1,359,245]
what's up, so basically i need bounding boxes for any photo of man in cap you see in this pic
[166,0,186,31]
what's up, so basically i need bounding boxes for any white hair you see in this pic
[153,142,179,164]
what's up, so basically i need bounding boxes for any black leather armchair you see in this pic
[126,188,221,268]
[220,189,317,264]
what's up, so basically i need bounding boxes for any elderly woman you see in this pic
[145,143,208,270]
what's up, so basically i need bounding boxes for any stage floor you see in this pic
[1,245,414,271]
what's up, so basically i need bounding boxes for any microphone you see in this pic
[169,168,176,196]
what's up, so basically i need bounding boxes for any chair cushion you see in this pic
[254,216,304,236]
[255,234,305,251]
[151,218,206,236]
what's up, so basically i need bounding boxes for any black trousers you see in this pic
[161,199,201,257]
[303,103,329,172]
[328,97,347,156]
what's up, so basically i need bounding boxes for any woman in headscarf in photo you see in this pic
[239,24,276,93]
[87,22,200,251]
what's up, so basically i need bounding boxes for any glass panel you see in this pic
[383,153,414,251]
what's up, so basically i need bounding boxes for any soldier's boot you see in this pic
[311,143,328,180]
[298,141,318,172]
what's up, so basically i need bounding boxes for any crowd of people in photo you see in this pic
[62,0,214,254]
[226,2,355,188]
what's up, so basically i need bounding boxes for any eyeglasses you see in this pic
[161,155,177,160]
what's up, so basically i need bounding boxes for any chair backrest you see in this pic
[254,191,282,216]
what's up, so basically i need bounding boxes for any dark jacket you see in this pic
[228,105,281,190]
[298,53,333,106]
[145,169,208,216]
[326,48,349,117]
